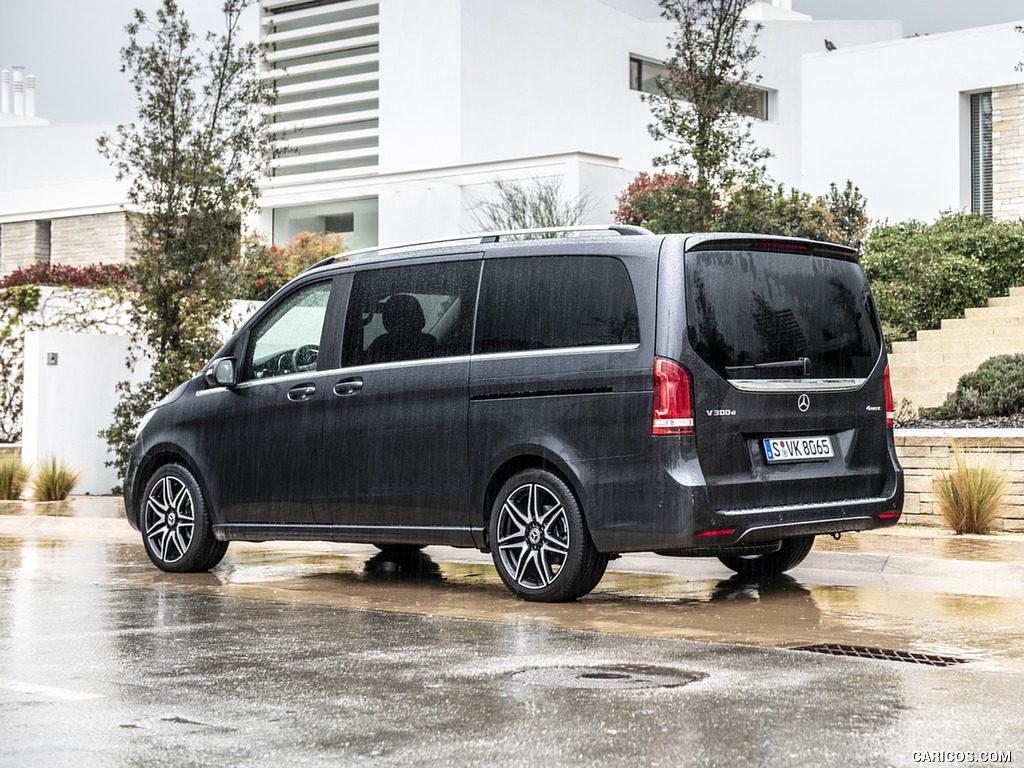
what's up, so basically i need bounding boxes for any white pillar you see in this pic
[12,65,25,116]
[1,70,9,114]
[26,74,36,118]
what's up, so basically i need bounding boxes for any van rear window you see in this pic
[684,249,881,382]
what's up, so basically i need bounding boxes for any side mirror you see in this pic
[205,357,237,388]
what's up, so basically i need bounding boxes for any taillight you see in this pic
[884,364,894,427]
[653,357,694,435]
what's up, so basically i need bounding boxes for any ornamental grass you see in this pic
[0,456,29,500]
[932,443,1006,535]
[31,455,82,502]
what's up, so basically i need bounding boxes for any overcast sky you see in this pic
[1,0,1023,124]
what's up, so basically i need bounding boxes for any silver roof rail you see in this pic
[306,224,654,271]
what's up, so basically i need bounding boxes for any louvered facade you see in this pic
[261,0,380,248]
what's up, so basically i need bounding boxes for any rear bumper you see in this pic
[576,439,904,554]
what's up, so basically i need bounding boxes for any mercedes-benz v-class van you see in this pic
[124,227,903,601]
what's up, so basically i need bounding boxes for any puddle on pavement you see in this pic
[5,532,1024,675]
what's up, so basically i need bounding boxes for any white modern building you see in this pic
[802,21,1024,222]
[255,0,902,249]
[4,2,1024,276]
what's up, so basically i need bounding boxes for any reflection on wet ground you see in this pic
[814,526,1024,564]
[3,528,1023,676]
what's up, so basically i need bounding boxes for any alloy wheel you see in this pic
[144,475,196,564]
[495,482,571,591]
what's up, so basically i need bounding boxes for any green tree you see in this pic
[98,0,274,484]
[470,177,591,235]
[646,0,770,228]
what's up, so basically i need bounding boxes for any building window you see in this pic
[971,91,993,216]
[736,85,769,121]
[272,198,378,250]
[629,56,768,120]
[629,56,669,94]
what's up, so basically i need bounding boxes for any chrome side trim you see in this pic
[471,343,640,362]
[196,387,232,397]
[728,378,865,393]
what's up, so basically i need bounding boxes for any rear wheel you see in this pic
[717,535,815,579]
[141,464,227,573]
[489,469,605,602]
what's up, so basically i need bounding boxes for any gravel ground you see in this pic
[898,416,1024,429]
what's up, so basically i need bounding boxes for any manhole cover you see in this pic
[512,665,705,690]
[791,644,970,667]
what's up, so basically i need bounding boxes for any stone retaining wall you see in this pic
[896,430,1024,532]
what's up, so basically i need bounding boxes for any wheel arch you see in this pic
[479,452,585,552]
[134,446,215,525]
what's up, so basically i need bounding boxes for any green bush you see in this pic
[933,442,1005,535]
[614,174,868,248]
[0,456,28,500]
[924,354,1024,419]
[863,212,1024,344]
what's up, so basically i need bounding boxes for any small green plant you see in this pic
[0,456,29,499]
[932,443,1006,535]
[892,397,918,427]
[31,455,82,502]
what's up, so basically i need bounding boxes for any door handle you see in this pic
[287,384,316,402]
[333,378,364,396]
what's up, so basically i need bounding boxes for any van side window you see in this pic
[475,256,640,354]
[244,281,333,381]
[342,260,479,366]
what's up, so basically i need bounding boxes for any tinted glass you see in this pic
[244,281,332,381]
[342,260,479,366]
[475,256,640,354]
[685,249,881,380]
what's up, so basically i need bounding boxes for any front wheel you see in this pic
[141,464,228,573]
[717,535,815,579]
[489,469,606,602]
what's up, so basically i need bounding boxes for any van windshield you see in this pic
[684,248,882,384]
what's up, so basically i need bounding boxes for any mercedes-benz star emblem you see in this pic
[797,393,810,412]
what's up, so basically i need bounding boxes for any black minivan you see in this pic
[124,227,903,601]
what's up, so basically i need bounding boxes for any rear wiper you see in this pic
[725,357,811,375]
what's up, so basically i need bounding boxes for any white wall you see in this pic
[751,19,902,186]
[378,0,463,174]
[801,22,1024,222]
[23,331,150,496]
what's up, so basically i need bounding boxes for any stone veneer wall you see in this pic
[896,430,1024,532]
[0,212,135,277]
[992,82,1024,222]
[0,220,50,275]
[51,212,135,268]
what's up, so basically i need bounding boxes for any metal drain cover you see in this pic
[512,665,704,690]
[792,644,971,667]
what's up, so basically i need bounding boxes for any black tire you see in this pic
[488,469,605,602]
[717,535,815,579]
[140,464,228,573]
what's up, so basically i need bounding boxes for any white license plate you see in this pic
[763,436,834,463]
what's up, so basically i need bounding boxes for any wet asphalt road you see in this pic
[2,503,1024,766]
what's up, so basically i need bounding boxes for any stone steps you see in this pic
[888,288,1024,411]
